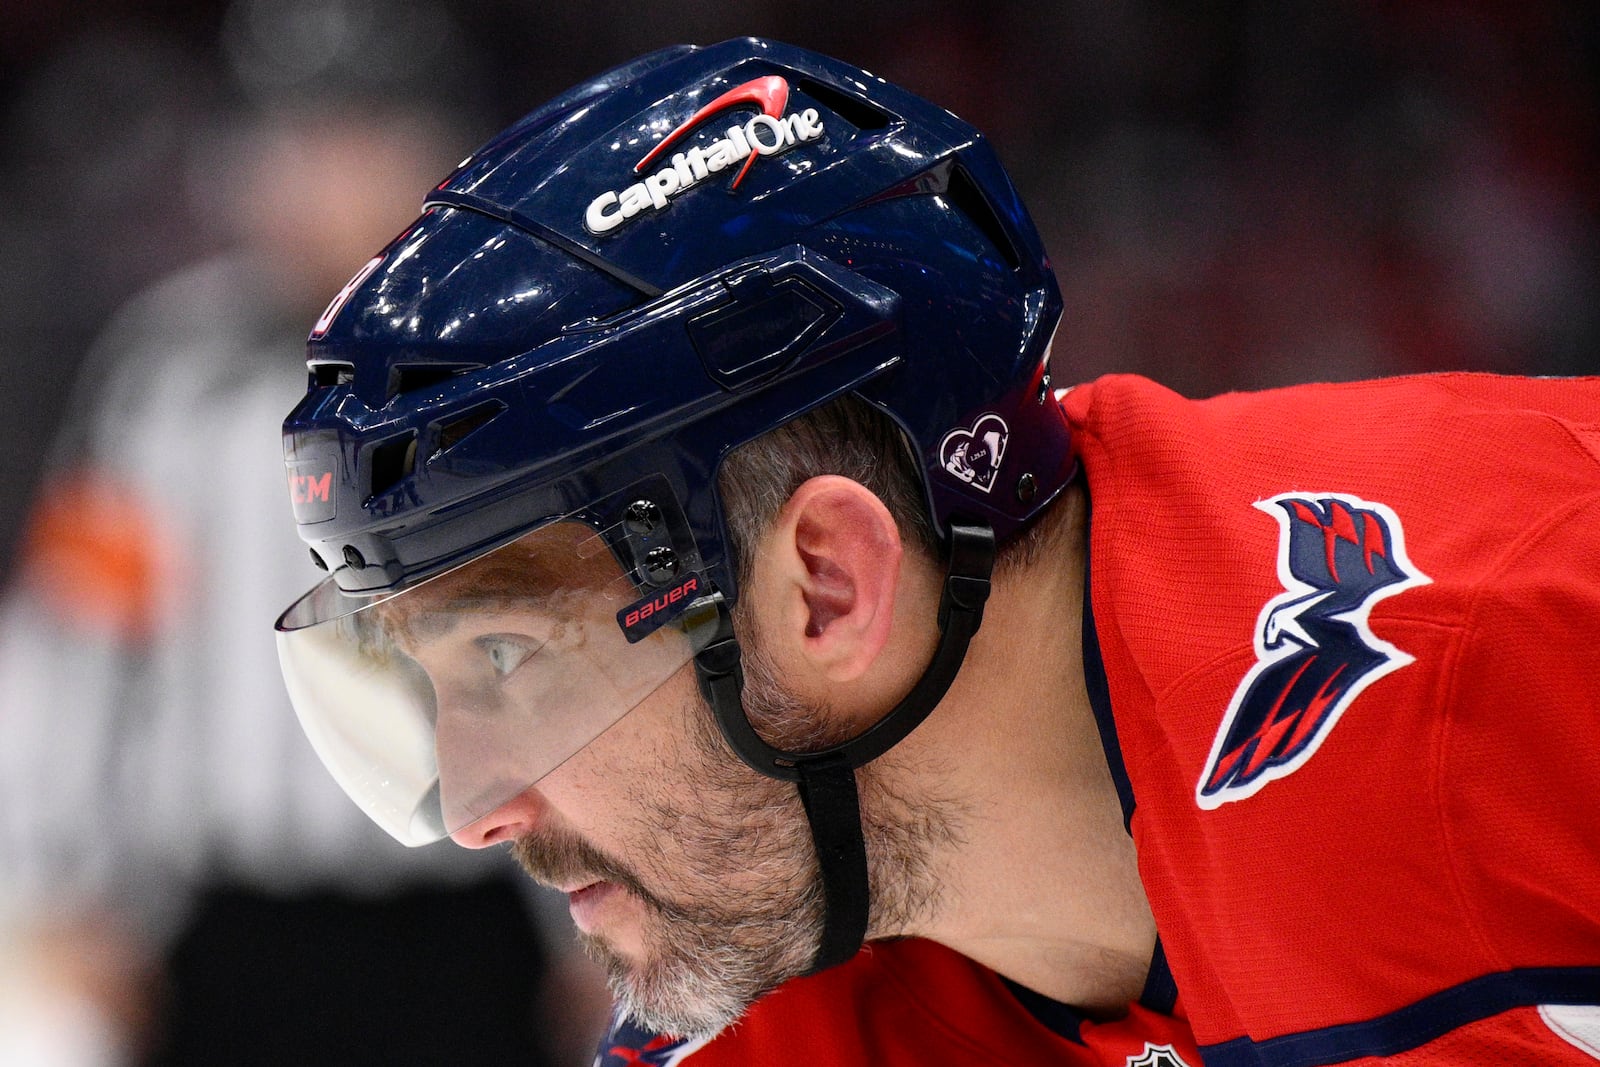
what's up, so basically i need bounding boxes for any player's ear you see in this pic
[753,475,901,683]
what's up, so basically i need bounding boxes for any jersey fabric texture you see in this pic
[1063,373,1600,1065]
[593,936,1202,1066]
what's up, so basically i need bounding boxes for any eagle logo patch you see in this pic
[1197,493,1429,809]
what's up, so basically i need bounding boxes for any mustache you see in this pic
[512,824,761,929]
[513,824,631,888]
[511,825,660,907]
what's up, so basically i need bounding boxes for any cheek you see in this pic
[533,666,709,836]
[548,669,808,885]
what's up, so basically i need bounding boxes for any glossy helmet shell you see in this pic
[284,37,1072,600]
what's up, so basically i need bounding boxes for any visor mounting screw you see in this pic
[1016,473,1037,503]
[624,500,662,536]
[642,546,679,584]
[343,545,368,570]
[310,548,329,571]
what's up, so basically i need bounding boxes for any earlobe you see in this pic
[776,476,903,682]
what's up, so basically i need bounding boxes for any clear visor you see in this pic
[275,519,718,846]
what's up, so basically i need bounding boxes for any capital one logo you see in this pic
[585,76,825,234]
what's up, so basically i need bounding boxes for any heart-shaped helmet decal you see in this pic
[938,413,1010,494]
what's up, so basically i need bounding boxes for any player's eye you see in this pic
[477,635,541,678]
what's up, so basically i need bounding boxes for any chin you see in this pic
[584,934,774,1042]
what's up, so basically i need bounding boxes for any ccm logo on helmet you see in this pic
[585,76,825,235]
[288,467,337,523]
[290,472,332,504]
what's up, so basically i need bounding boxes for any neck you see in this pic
[873,487,1155,1015]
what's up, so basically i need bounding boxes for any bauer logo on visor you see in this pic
[584,75,825,235]
[618,573,704,643]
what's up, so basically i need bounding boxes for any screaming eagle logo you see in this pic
[1197,493,1430,809]
[585,75,825,234]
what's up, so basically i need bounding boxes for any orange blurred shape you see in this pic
[17,470,177,642]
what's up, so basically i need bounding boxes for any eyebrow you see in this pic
[373,552,607,647]
[374,589,568,651]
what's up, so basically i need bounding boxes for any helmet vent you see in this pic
[430,401,506,461]
[797,79,890,132]
[386,362,485,401]
[943,166,1021,271]
[688,281,839,391]
[367,432,418,502]
[311,361,355,388]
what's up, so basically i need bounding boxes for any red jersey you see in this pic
[594,937,1203,1066]
[1063,373,1600,1064]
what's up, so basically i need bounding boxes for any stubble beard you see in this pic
[511,803,819,1040]
[512,624,961,1040]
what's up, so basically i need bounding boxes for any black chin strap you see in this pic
[693,522,995,973]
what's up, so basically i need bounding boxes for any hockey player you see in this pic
[273,39,1600,1065]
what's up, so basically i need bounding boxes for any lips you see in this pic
[567,880,617,934]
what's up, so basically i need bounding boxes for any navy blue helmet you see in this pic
[282,37,1070,600]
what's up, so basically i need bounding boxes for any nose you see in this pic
[449,787,547,849]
